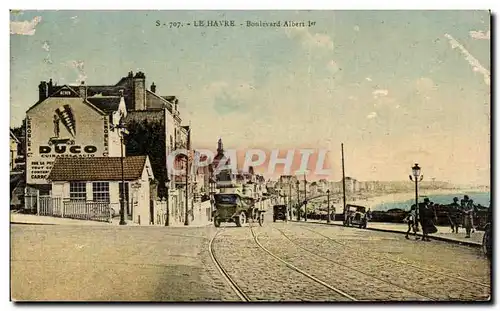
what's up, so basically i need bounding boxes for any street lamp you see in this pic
[409,163,424,225]
[165,179,170,226]
[296,180,300,221]
[288,181,292,221]
[327,189,331,224]
[209,178,216,221]
[114,122,129,226]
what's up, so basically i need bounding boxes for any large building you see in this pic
[25,71,188,199]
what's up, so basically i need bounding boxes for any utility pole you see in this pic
[341,143,347,224]
[304,172,307,222]
[184,126,191,226]
[296,180,300,221]
[288,181,292,221]
[327,189,331,224]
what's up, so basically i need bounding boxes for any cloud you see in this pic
[372,89,389,98]
[354,25,360,32]
[444,33,490,86]
[42,41,52,64]
[366,112,377,119]
[327,60,340,73]
[62,60,87,84]
[42,41,50,52]
[469,30,490,40]
[10,10,24,16]
[203,80,255,115]
[10,16,42,35]
[415,77,437,94]
[285,27,334,51]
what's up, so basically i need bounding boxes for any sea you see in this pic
[373,191,491,212]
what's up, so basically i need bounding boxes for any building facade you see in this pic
[47,156,154,224]
[10,130,20,171]
[25,71,189,197]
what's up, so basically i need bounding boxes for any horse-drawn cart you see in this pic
[213,192,265,227]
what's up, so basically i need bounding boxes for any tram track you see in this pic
[209,225,356,301]
[273,227,434,301]
[208,229,250,301]
[299,225,491,289]
[249,224,358,301]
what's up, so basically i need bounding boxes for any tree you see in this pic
[125,119,167,197]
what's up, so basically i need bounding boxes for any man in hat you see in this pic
[448,197,461,233]
[462,195,474,238]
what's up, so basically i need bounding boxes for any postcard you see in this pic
[9,9,491,302]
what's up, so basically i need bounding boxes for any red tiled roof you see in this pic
[47,156,148,182]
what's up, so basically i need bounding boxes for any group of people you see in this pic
[447,195,477,237]
[404,195,477,241]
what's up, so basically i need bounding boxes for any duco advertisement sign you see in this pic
[26,96,109,184]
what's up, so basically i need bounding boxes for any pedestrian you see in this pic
[405,205,418,239]
[447,197,461,233]
[418,198,438,241]
[462,195,474,238]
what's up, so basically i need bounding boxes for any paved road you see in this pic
[10,221,491,301]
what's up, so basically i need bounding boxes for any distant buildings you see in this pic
[10,130,20,171]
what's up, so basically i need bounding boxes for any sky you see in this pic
[10,10,491,185]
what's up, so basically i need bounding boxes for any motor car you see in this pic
[344,204,368,228]
[273,204,288,222]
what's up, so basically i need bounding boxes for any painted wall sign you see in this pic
[26,97,110,184]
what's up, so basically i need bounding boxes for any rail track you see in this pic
[299,225,491,289]
[209,225,357,301]
[274,227,434,301]
[208,229,250,301]
[249,224,357,301]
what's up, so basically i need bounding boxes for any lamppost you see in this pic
[327,189,331,224]
[115,122,129,226]
[164,179,170,226]
[209,178,216,221]
[296,180,300,221]
[288,181,292,221]
[409,163,423,225]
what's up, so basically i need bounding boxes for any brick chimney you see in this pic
[133,71,146,111]
[79,81,87,99]
[150,82,156,93]
[38,81,48,101]
[48,78,53,95]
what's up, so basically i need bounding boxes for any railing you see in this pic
[37,196,112,222]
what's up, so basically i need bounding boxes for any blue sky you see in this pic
[10,10,490,184]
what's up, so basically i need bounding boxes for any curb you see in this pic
[291,220,482,248]
[10,222,55,226]
[10,220,213,228]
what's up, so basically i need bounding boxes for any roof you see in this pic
[86,96,122,113]
[10,130,20,143]
[47,156,152,182]
[26,85,108,116]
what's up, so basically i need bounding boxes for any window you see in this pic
[70,182,86,200]
[92,182,110,202]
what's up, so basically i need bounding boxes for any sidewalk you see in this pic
[10,213,212,228]
[294,219,484,247]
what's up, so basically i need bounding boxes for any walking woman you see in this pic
[419,198,438,241]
